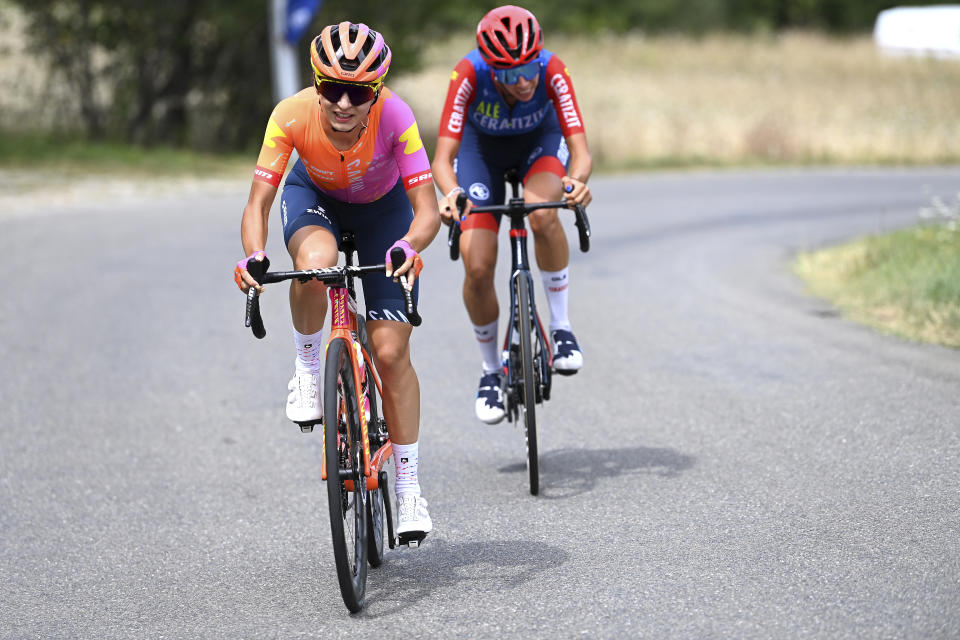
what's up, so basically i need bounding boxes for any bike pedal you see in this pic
[397,532,428,548]
[296,418,322,433]
[552,368,578,377]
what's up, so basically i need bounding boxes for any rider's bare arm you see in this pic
[432,136,470,224]
[391,182,441,283]
[562,133,593,207]
[237,180,278,291]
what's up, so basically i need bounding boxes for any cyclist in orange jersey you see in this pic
[234,22,439,539]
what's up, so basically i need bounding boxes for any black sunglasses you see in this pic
[316,78,380,105]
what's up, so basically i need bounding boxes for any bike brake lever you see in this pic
[390,247,422,327]
[243,256,270,339]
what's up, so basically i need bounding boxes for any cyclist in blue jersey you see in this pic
[431,5,593,424]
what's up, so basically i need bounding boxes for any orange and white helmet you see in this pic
[309,22,391,84]
[476,5,543,68]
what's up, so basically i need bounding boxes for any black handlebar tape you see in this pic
[449,192,468,261]
[389,247,422,327]
[573,204,591,253]
[245,288,266,339]
[448,220,461,261]
[243,255,270,339]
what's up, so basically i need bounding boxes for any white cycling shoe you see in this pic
[396,494,432,547]
[475,371,506,424]
[551,328,583,375]
[286,371,322,423]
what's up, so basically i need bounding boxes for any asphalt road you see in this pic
[2,168,959,638]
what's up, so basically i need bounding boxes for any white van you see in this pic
[874,5,960,58]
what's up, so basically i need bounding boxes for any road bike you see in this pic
[242,235,422,613]
[448,169,591,495]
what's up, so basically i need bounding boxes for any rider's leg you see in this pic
[524,170,569,274]
[525,171,571,329]
[461,226,508,423]
[460,227,501,372]
[524,170,583,372]
[367,319,432,537]
[284,226,338,422]
[367,320,418,446]
[287,225,339,332]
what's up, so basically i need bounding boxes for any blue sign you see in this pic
[285,0,322,45]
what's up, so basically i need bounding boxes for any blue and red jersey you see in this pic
[438,49,586,141]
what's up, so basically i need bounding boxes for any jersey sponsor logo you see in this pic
[549,73,583,130]
[404,170,433,189]
[262,117,287,149]
[474,101,501,120]
[307,165,336,179]
[346,157,368,194]
[472,105,548,132]
[450,70,459,81]
[398,122,425,155]
[254,166,279,186]
[469,182,490,201]
[448,76,474,134]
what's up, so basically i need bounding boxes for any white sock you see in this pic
[293,328,323,373]
[473,320,501,374]
[392,441,421,498]
[541,268,571,331]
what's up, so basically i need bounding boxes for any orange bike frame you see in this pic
[321,283,392,491]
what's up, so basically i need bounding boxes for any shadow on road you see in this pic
[361,538,569,618]
[498,446,696,499]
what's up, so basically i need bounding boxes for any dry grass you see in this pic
[3,4,959,168]
[391,31,960,168]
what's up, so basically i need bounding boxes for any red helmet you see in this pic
[476,5,543,68]
[310,22,391,84]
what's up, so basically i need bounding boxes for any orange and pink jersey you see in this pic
[253,87,433,203]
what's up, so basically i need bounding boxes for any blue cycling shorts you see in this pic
[454,117,569,232]
[280,160,419,324]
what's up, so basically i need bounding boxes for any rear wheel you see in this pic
[324,338,368,613]
[516,275,539,496]
[358,318,386,568]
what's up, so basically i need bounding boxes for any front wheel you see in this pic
[516,275,539,496]
[324,338,368,613]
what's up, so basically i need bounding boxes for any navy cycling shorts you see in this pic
[279,160,419,324]
[454,119,569,232]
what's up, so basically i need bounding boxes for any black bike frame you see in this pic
[501,195,553,413]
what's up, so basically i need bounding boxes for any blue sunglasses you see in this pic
[492,61,541,85]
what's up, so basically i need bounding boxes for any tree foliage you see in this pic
[7,0,937,151]
[10,0,273,149]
